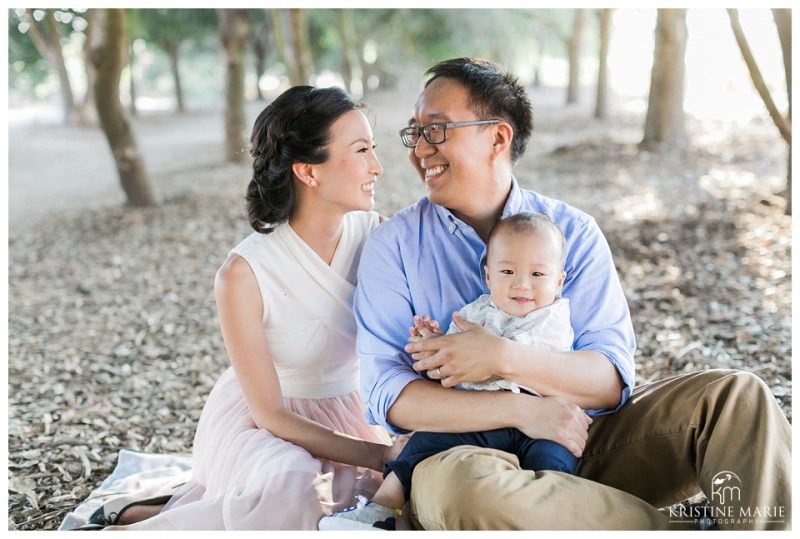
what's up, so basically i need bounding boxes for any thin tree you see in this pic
[164,37,186,113]
[772,9,791,124]
[641,8,688,148]
[127,10,140,117]
[251,12,272,100]
[78,9,97,125]
[338,9,362,96]
[773,8,791,215]
[290,9,313,85]
[218,9,250,163]
[728,8,792,214]
[137,10,216,114]
[89,8,157,207]
[128,41,138,117]
[23,9,77,124]
[531,35,544,88]
[271,9,297,84]
[535,10,585,105]
[566,9,587,104]
[594,8,613,119]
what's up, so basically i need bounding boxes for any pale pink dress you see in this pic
[128,211,390,530]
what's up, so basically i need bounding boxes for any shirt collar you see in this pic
[433,175,524,235]
[499,175,525,219]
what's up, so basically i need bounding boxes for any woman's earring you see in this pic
[309,180,317,188]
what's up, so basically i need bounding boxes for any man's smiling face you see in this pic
[407,78,498,213]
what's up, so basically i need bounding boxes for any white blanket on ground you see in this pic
[58,449,191,531]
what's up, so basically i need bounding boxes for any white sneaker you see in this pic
[318,496,399,531]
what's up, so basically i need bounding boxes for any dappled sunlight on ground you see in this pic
[7,84,791,529]
[611,187,668,223]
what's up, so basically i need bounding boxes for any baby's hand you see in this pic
[409,314,443,339]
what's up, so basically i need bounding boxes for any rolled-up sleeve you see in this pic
[562,217,636,415]
[354,228,421,433]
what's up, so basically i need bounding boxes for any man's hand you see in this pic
[405,312,506,388]
[514,395,593,458]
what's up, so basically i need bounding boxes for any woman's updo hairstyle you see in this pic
[246,85,358,233]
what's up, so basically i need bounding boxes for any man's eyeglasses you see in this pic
[399,119,501,148]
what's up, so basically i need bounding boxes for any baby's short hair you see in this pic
[487,212,567,269]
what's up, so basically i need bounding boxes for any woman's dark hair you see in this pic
[424,57,533,163]
[246,85,358,233]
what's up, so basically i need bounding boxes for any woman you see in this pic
[114,86,401,529]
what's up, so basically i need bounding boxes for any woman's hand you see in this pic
[405,312,506,388]
[514,394,593,458]
[382,434,412,464]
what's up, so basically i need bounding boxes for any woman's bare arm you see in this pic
[215,254,390,471]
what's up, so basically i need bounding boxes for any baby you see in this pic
[320,212,577,531]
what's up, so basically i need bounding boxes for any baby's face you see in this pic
[484,229,566,317]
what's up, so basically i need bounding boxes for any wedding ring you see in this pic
[434,367,442,379]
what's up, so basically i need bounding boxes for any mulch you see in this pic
[8,90,791,530]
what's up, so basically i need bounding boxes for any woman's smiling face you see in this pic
[312,109,383,213]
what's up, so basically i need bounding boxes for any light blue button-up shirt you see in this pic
[354,178,635,433]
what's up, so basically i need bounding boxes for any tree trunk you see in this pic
[729,9,792,214]
[290,9,312,85]
[165,41,186,113]
[772,10,791,120]
[90,9,157,207]
[772,8,791,215]
[566,9,586,104]
[530,36,543,88]
[271,9,300,85]
[76,9,97,125]
[595,9,613,119]
[338,9,362,96]
[128,41,138,117]
[786,147,792,216]
[642,9,688,148]
[218,9,250,163]
[25,9,76,124]
[252,20,270,100]
[728,9,791,144]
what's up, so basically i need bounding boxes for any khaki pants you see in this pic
[410,370,791,530]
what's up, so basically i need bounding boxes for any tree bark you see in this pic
[772,9,791,215]
[77,9,97,125]
[772,9,791,121]
[90,9,157,207]
[594,9,613,119]
[727,9,791,145]
[218,9,250,163]
[165,41,186,113]
[271,10,299,85]
[566,9,586,104]
[290,9,312,85]
[25,9,76,124]
[252,19,270,100]
[128,41,138,117]
[338,9,362,96]
[642,9,688,148]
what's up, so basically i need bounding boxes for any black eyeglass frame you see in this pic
[399,119,502,148]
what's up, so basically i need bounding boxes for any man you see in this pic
[354,57,790,530]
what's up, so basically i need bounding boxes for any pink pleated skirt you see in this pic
[127,367,390,530]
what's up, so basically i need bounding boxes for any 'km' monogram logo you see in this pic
[711,471,742,506]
